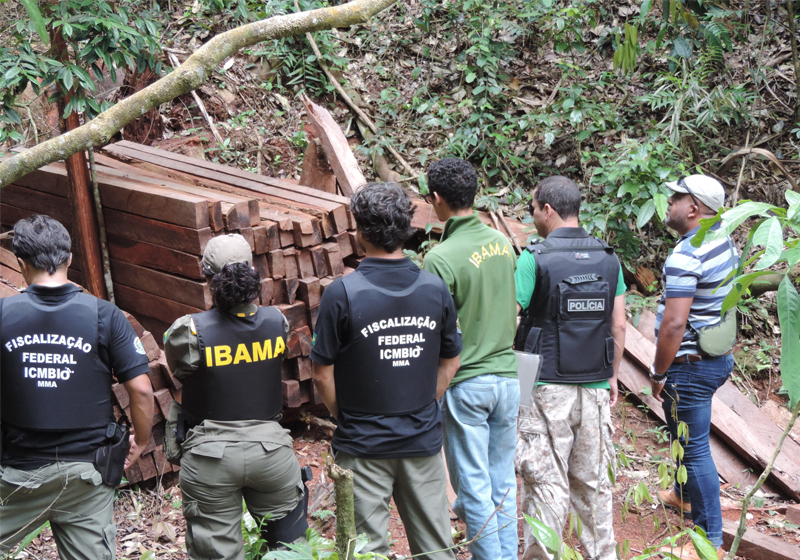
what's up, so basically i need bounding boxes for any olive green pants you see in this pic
[0,461,116,560]
[179,440,303,560]
[335,451,456,560]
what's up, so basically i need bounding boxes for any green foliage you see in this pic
[262,528,375,559]
[581,139,683,263]
[613,24,639,74]
[0,0,163,142]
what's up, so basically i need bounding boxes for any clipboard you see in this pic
[515,351,543,408]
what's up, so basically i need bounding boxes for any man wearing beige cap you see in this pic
[649,175,738,560]
[163,234,307,559]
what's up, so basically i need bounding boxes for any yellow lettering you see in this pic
[482,246,490,259]
[252,340,273,361]
[472,252,482,264]
[214,345,232,366]
[469,258,480,268]
[205,347,213,367]
[502,245,510,256]
[274,336,286,357]
[233,344,252,364]
[490,243,500,255]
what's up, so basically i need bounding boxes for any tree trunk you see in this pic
[0,0,396,189]
[327,461,357,560]
[49,26,107,299]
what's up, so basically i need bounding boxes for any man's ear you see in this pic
[67,253,73,269]
[543,203,554,220]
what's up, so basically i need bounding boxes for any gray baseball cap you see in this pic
[201,234,252,276]
[665,175,726,211]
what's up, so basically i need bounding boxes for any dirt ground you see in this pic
[10,399,799,559]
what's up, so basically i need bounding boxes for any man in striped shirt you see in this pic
[650,175,739,560]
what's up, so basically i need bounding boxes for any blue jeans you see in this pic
[443,374,520,560]
[661,354,733,548]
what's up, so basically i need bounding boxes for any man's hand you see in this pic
[125,431,146,469]
[651,379,665,403]
[609,377,619,407]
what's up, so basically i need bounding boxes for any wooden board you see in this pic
[107,234,205,280]
[103,143,348,233]
[24,163,211,228]
[301,95,366,196]
[110,259,213,310]
[103,208,213,255]
[623,326,795,499]
[113,283,203,327]
[721,519,800,560]
[2,189,73,226]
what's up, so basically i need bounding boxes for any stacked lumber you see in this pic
[2,140,528,419]
[621,311,800,502]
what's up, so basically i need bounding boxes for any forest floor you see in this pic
[12,392,799,560]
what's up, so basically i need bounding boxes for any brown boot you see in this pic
[658,489,692,513]
[659,542,724,560]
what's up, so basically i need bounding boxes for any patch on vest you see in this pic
[566,273,599,284]
[574,252,590,260]
[567,298,605,312]
[134,337,146,355]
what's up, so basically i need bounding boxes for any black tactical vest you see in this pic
[1,292,113,431]
[182,306,284,423]
[334,270,443,415]
[516,228,619,383]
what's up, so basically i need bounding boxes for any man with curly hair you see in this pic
[422,158,520,560]
[311,183,462,560]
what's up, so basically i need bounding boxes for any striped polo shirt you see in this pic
[655,224,739,356]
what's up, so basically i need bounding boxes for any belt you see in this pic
[672,349,732,364]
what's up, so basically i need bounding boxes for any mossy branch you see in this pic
[326,455,357,560]
[0,0,396,188]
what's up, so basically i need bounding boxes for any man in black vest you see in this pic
[163,234,305,560]
[311,183,462,560]
[514,177,626,560]
[1,215,154,560]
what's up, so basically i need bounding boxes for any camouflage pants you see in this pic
[515,385,616,560]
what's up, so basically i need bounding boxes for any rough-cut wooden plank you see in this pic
[268,250,285,279]
[287,326,313,359]
[238,227,256,252]
[307,305,320,331]
[624,325,800,499]
[113,383,131,409]
[221,201,251,231]
[105,143,345,233]
[104,208,212,255]
[147,360,169,392]
[283,379,302,408]
[124,459,143,484]
[12,164,70,197]
[721,519,800,560]
[322,242,344,276]
[159,353,182,392]
[2,195,72,227]
[284,277,300,305]
[283,248,299,279]
[0,247,19,271]
[297,277,321,307]
[335,231,354,258]
[152,446,172,475]
[270,279,286,305]
[253,225,269,254]
[0,264,25,289]
[259,278,274,306]
[107,234,205,280]
[139,331,161,362]
[110,259,212,310]
[138,454,158,480]
[309,246,330,278]
[785,504,800,526]
[297,250,315,279]
[277,302,308,331]
[114,283,203,327]
[292,357,313,382]
[300,137,337,194]
[208,200,224,232]
[154,388,173,417]
[349,231,366,258]
[300,95,366,196]
[253,253,269,280]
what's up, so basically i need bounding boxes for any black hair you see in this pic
[209,262,261,311]
[533,176,582,219]
[426,158,477,210]
[350,182,415,253]
[12,215,71,274]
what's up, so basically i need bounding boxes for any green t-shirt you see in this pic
[515,248,626,389]
[423,213,518,386]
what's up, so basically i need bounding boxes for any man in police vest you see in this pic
[514,176,626,560]
[1,215,154,560]
[163,234,305,559]
[311,183,462,560]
